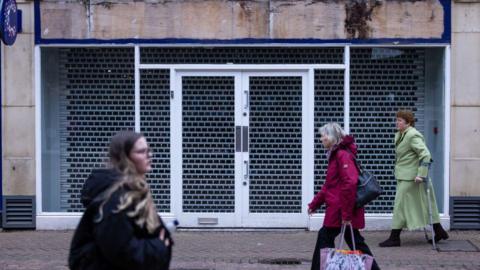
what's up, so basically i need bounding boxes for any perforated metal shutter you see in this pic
[313,70,345,200]
[249,76,303,213]
[182,76,236,213]
[140,69,171,212]
[141,47,343,64]
[54,47,428,216]
[350,48,425,213]
[58,48,135,212]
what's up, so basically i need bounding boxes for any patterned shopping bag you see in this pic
[320,248,373,270]
[319,225,373,270]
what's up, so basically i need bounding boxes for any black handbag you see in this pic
[346,149,383,208]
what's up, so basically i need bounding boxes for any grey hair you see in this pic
[319,123,346,145]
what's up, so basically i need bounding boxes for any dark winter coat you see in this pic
[69,169,172,270]
[308,135,365,229]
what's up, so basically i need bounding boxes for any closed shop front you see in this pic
[5,0,470,230]
[39,46,448,228]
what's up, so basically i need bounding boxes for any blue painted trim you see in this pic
[34,0,451,45]
[441,0,451,43]
[17,9,22,33]
[34,0,40,44]
[37,37,449,45]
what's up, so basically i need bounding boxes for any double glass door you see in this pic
[172,71,309,227]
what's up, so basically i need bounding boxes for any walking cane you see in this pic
[421,160,437,250]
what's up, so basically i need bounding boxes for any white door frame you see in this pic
[240,71,310,227]
[172,70,312,227]
[173,71,241,227]
[33,45,451,230]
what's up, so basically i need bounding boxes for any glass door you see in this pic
[240,72,308,227]
[174,71,309,228]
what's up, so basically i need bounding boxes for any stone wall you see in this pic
[3,0,480,200]
[39,0,446,40]
[451,1,480,196]
[2,0,36,196]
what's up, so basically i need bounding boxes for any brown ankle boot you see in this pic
[428,223,449,244]
[379,229,401,247]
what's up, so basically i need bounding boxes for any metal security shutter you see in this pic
[140,47,343,64]
[49,46,434,221]
[350,48,425,213]
[58,48,135,212]
[182,76,236,213]
[451,197,480,229]
[140,69,171,212]
[249,76,302,213]
[313,70,345,197]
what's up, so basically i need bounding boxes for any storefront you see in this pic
[38,45,449,229]
[9,0,480,230]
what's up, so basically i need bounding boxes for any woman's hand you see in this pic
[414,176,424,183]
[159,228,170,247]
[307,207,314,216]
[342,220,352,225]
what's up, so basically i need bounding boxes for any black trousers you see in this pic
[311,226,380,270]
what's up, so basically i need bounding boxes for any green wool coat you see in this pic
[394,126,431,180]
[392,126,440,230]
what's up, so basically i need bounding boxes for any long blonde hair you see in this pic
[96,131,159,233]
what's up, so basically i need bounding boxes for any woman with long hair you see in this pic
[308,123,380,270]
[69,131,172,270]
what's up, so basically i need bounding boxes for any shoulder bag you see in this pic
[346,149,383,208]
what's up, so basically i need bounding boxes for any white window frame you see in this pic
[34,44,451,230]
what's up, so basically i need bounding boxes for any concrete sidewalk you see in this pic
[0,229,479,270]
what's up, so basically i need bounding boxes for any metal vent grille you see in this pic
[140,69,171,212]
[59,48,135,212]
[141,47,343,64]
[451,197,480,229]
[182,76,236,213]
[2,196,35,229]
[350,48,425,213]
[313,70,345,200]
[249,76,302,213]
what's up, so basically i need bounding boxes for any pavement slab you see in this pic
[0,229,479,270]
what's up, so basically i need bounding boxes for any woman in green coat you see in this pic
[379,110,448,247]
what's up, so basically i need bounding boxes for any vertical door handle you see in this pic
[244,90,249,110]
[243,160,249,180]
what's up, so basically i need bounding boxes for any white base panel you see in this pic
[36,213,177,230]
[308,214,450,231]
[36,214,83,230]
[36,213,450,231]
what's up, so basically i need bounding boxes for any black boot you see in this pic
[379,229,401,247]
[428,223,449,244]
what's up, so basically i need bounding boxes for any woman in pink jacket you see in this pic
[308,123,380,270]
